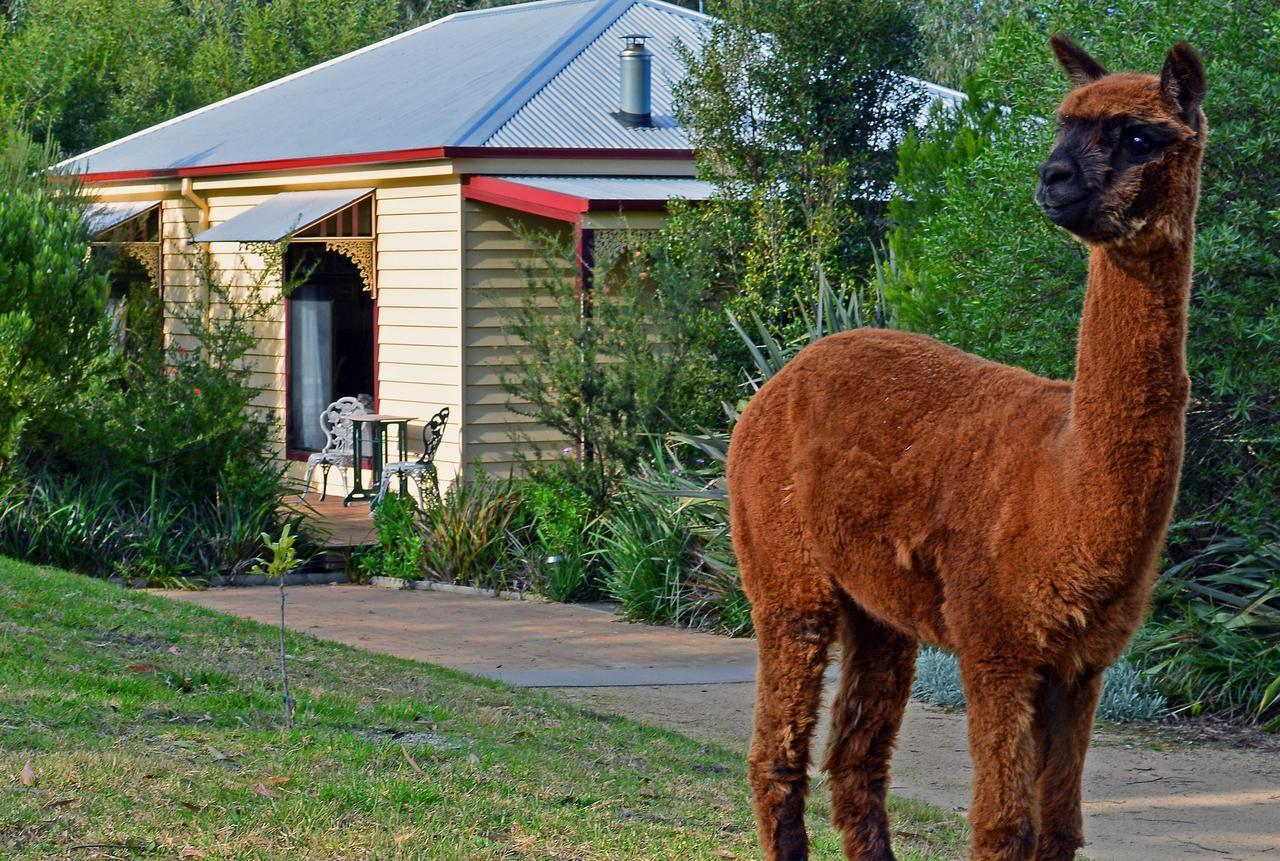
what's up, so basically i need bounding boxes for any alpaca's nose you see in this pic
[1038,155,1079,189]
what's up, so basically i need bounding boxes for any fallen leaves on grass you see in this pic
[179,848,206,859]
[251,783,279,798]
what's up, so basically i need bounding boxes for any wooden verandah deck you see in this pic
[295,495,378,549]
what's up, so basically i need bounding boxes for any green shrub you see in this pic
[0,224,307,583]
[1097,661,1168,724]
[598,494,693,625]
[911,648,967,709]
[0,135,106,467]
[365,492,424,581]
[518,464,596,602]
[1132,521,1280,726]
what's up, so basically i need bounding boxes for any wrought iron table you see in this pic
[343,414,412,506]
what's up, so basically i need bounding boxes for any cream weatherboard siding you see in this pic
[161,192,288,452]
[462,200,573,478]
[373,179,464,486]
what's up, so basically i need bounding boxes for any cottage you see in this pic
[66,0,959,493]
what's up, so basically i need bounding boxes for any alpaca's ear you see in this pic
[1050,34,1108,88]
[1160,42,1205,127]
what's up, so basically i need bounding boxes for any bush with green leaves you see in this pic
[597,484,692,627]
[363,492,425,581]
[0,205,307,583]
[518,463,596,602]
[0,130,106,467]
[884,0,1280,533]
[1132,521,1280,726]
[673,0,924,334]
[499,230,719,511]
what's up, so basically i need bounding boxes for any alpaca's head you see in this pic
[1036,35,1206,247]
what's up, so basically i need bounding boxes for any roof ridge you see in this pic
[452,0,636,146]
[57,0,598,171]
[479,0,707,147]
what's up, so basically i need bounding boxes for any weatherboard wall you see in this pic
[373,179,465,486]
[462,200,574,478]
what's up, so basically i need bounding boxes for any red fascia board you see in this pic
[462,175,673,223]
[78,145,695,184]
[464,175,588,222]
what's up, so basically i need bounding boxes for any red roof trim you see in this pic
[461,175,674,222]
[463,175,587,222]
[78,145,695,184]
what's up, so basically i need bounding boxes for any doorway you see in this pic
[286,246,375,452]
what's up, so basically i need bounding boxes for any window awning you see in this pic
[193,188,373,243]
[463,175,716,222]
[83,200,161,237]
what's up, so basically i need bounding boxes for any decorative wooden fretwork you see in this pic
[91,206,163,289]
[122,243,161,286]
[593,228,660,269]
[324,239,376,298]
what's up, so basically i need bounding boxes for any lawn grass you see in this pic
[0,558,968,860]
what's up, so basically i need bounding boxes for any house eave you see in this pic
[77,146,696,185]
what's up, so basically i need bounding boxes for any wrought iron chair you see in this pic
[373,407,449,509]
[300,396,369,501]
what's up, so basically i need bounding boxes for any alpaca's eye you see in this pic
[1126,132,1154,155]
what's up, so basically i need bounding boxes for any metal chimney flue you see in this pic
[617,35,653,128]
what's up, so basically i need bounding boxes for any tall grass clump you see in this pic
[419,468,523,592]
[598,492,693,625]
[1133,521,1280,728]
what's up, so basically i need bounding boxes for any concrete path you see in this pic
[165,584,1280,861]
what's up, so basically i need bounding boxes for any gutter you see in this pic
[79,146,695,185]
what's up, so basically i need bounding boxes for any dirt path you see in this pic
[165,584,1280,861]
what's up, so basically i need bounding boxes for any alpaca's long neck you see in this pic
[1066,237,1194,549]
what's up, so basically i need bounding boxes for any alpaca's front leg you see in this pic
[960,658,1042,861]
[1032,668,1103,861]
[748,605,836,861]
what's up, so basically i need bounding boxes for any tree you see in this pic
[673,0,924,333]
[0,123,106,467]
[498,231,715,510]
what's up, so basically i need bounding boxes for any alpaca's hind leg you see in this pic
[1032,668,1103,861]
[960,657,1043,861]
[748,600,837,861]
[824,597,918,861]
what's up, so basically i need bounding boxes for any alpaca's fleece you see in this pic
[730,36,1206,861]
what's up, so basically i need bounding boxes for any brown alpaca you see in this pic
[727,36,1206,861]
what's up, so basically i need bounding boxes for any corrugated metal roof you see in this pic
[490,175,715,202]
[481,2,706,149]
[61,0,962,178]
[63,0,651,175]
[83,200,160,235]
[193,189,372,242]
